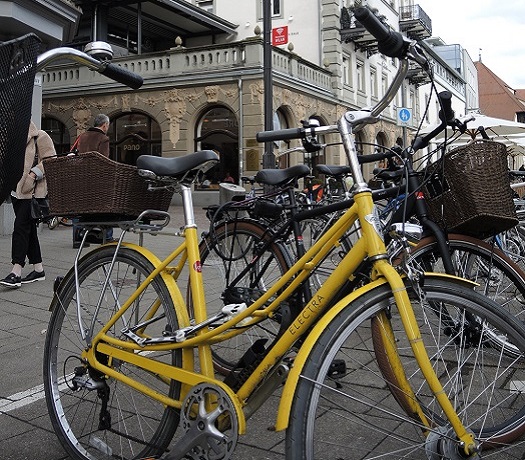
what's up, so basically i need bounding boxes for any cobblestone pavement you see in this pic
[0,205,285,460]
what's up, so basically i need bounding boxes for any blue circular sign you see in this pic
[399,108,411,122]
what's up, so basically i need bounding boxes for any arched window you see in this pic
[376,132,388,151]
[274,108,290,168]
[107,112,161,165]
[195,106,238,189]
[41,117,70,155]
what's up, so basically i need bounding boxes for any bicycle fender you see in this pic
[119,242,192,327]
[51,243,191,328]
[274,272,476,432]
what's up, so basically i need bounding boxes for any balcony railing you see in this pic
[340,7,382,56]
[407,62,431,86]
[399,5,432,40]
[41,39,333,97]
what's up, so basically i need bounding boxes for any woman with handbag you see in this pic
[0,121,55,288]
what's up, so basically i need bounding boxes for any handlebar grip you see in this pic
[358,151,395,164]
[256,127,303,142]
[437,91,454,123]
[99,63,143,89]
[354,7,406,58]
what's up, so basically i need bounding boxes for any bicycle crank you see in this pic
[425,426,480,460]
[162,382,239,460]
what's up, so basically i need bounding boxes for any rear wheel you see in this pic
[287,277,525,459]
[44,246,181,460]
[197,219,292,377]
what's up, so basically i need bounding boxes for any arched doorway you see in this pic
[195,106,238,188]
[107,112,161,164]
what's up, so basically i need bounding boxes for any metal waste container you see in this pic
[219,182,246,205]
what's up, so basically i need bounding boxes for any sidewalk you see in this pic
[0,205,285,460]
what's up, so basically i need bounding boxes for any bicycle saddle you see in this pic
[255,164,310,186]
[136,150,219,178]
[316,165,352,177]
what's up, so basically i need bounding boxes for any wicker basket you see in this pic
[424,140,518,239]
[44,151,174,219]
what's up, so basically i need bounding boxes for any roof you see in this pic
[475,60,525,120]
[0,0,81,45]
[74,0,238,37]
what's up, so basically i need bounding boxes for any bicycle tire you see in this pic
[286,277,525,459]
[44,246,181,460]
[497,225,525,266]
[406,234,525,354]
[197,219,292,377]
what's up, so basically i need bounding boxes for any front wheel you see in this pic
[43,245,182,460]
[286,277,525,459]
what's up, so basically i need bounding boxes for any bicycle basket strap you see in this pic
[0,33,41,204]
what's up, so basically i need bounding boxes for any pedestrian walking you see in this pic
[73,113,110,157]
[0,121,56,288]
[71,113,113,248]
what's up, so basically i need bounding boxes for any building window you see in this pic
[272,0,282,16]
[41,117,71,155]
[195,106,239,189]
[342,56,350,86]
[356,59,365,92]
[381,73,388,98]
[259,0,282,19]
[370,66,377,97]
[107,112,162,165]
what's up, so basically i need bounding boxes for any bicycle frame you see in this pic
[74,44,478,457]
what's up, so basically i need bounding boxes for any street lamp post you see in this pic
[262,0,275,169]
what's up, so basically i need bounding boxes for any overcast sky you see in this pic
[416,0,525,88]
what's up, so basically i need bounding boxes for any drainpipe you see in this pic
[137,2,142,54]
[238,78,244,182]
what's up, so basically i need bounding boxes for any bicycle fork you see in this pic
[376,259,478,457]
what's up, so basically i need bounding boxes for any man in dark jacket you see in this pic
[75,113,110,157]
[72,114,112,247]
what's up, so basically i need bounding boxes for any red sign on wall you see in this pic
[272,26,288,46]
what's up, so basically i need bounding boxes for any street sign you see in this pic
[272,26,288,46]
[397,107,412,126]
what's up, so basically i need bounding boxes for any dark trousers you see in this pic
[11,196,42,267]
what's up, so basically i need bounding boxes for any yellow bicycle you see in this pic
[43,7,525,460]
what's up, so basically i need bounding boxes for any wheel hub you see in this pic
[425,426,480,460]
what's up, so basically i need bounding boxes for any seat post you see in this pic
[180,184,197,228]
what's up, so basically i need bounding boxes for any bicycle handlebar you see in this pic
[37,46,144,89]
[437,91,454,124]
[353,7,407,58]
[256,124,337,143]
[358,151,396,164]
[412,91,453,151]
[256,127,304,143]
